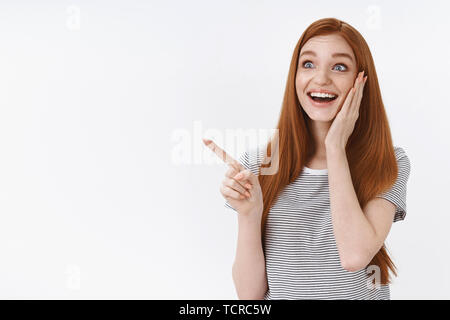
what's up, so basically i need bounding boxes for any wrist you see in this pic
[325,144,346,157]
[238,209,263,224]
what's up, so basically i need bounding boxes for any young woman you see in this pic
[221,18,411,300]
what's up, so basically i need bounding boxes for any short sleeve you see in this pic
[224,148,263,212]
[375,147,411,223]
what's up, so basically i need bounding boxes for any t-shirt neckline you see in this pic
[303,166,328,175]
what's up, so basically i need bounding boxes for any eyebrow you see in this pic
[299,50,354,63]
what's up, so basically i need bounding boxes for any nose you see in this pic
[312,69,332,85]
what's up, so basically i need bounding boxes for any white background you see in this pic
[0,0,448,299]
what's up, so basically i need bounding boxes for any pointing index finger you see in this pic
[202,138,244,171]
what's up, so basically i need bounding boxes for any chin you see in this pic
[301,105,339,122]
[308,114,335,123]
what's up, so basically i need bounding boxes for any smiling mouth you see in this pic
[307,92,338,102]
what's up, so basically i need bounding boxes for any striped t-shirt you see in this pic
[224,146,411,300]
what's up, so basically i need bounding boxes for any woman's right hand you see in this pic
[220,161,263,218]
[202,138,263,218]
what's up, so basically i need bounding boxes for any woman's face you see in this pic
[296,33,357,123]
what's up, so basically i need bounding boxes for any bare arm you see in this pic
[202,138,268,299]
[232,212,268,300]
[326,146,395,272]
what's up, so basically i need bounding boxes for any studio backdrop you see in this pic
[0,0,448,299]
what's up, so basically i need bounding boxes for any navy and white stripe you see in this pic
[224,146,411,300]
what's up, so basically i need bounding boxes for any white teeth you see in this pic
[310,92,336,98]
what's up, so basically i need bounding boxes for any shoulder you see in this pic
[237,146,267,176]
[393,146,408,160]
[393,146,411,176]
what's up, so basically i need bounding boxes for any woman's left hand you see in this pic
[324,71,367,151]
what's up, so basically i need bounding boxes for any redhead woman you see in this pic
[207,18,411,300]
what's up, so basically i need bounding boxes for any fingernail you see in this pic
[245,183,252,189]
[235,172,243,179]
[245,191,251,197]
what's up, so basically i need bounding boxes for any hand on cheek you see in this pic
[325,71,368,150]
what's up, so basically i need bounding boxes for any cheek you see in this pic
[340,76,357,92]
[295,75,308,94]
[343,83,354,93]
[335,79,356,104]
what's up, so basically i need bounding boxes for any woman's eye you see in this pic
[333,64,347,72]
[302,61,347,72]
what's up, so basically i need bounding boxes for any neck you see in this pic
[309,120,332,160]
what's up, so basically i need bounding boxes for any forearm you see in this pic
[326,147,377,270]
[232,214,268,300]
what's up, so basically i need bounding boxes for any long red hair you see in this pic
[257,18,399,285]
